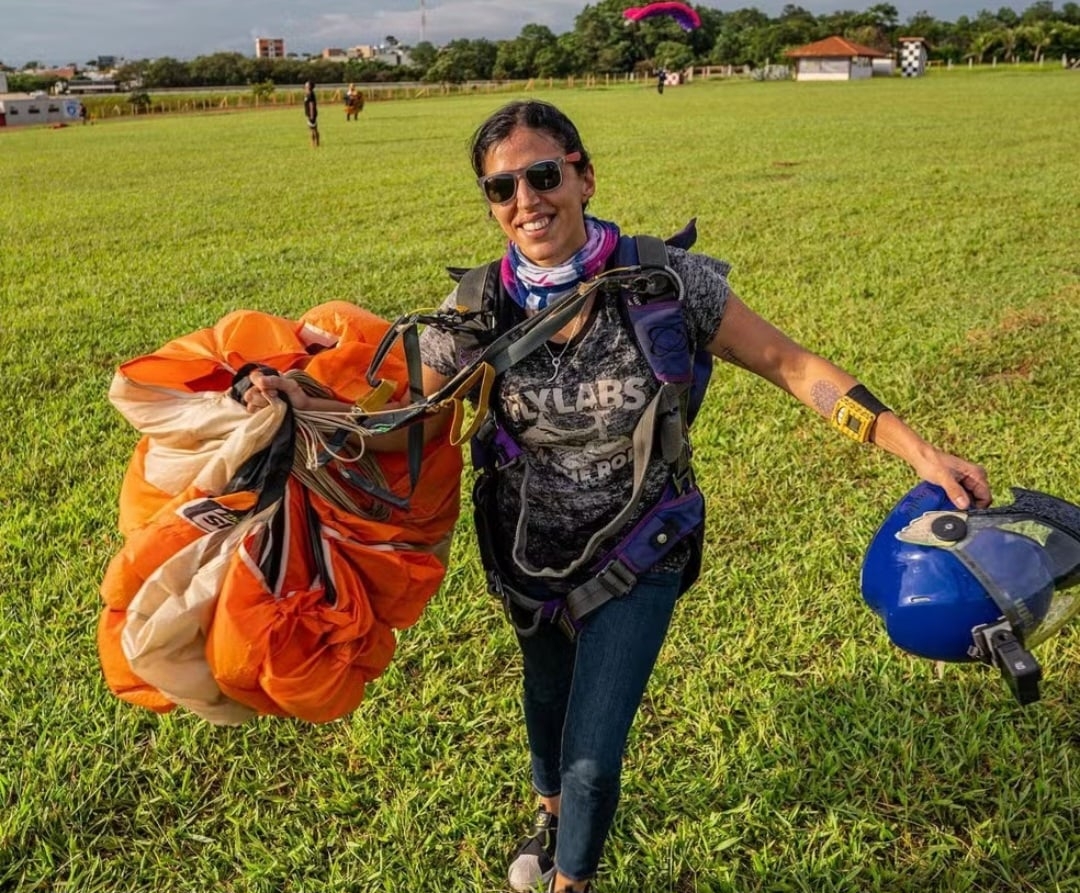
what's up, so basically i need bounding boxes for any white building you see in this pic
[348,44,412,66]
[0,93,84,127]
[786,36,891,81]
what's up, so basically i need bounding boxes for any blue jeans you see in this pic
[515,570,683,882]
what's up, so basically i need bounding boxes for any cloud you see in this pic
[301,1,584,49]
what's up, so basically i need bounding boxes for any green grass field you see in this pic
[3,70,1080,893]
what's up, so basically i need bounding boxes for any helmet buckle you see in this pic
[970,619,1042,705]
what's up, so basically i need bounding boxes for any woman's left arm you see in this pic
[708,292,992,509]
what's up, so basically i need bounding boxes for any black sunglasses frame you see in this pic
[478,152,583,205]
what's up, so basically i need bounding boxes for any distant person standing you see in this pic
[345,83,364,121]
[303,81,320,148]
[656,68,666,95]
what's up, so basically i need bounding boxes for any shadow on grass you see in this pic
[619,640,1080,893]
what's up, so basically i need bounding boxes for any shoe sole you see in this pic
[507,864,555,893]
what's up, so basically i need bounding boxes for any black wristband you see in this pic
[846,384,890,417]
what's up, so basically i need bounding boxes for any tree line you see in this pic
[6,0,1080,94]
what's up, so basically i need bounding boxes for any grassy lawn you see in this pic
[2,70,1080,893]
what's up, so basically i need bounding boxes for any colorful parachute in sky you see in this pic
[623,2,702,31]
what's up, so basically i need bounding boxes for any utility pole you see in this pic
[420,0,427,44]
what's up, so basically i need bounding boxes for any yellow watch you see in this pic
[830,385,890,444]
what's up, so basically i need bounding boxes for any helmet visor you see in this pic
[897,509,1080,647]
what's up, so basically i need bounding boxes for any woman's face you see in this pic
[481,126,595,268]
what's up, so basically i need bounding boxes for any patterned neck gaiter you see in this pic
[500,216,621,312]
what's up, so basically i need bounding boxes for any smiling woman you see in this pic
[413,97,992,893]
[476,122,595,270]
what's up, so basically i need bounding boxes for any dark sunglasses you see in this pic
[478,151,582,205]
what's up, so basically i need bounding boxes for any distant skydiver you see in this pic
[303,81,319,147]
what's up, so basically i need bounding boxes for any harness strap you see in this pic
[489,482,706,637]
[454,262,496,312]
[355,269,636,440]
[401,323,425,489]
[462,225,708,639]
[477,282,597,376]
[562,560,638,624]
[508,381,683,579]
[446,362,497,445]
[634,233,669,269]
[640,235,703,490]
[490,576,572,639]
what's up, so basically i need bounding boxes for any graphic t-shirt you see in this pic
[419,246,731,587]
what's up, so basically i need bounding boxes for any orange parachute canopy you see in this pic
[98,301,462,724]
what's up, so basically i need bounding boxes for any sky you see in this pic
[2,0,1029,67]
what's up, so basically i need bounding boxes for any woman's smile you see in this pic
[483,127,595,267]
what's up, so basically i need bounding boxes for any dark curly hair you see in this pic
[469,100,590,179]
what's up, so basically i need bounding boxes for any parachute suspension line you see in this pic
[282,370,374,467]
[281,370,402,520]
[293,410,370,468]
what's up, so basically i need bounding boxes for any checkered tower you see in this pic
[899,37,928,77]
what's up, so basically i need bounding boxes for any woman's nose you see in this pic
[514,176,540,208]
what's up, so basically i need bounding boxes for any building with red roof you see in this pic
[786,36,891,81]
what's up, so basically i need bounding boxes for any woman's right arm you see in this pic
[242,366,453,451]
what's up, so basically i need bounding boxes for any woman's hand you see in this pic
[243,370,310,412]
[907,444,992,511]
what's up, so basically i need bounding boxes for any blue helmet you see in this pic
[861,482,1080,702]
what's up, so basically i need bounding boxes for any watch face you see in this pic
[834,396,874,440]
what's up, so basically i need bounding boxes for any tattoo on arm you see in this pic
[716,346,750,370]
[811,381,842,417]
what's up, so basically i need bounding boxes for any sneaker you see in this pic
[507,807,557,892]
